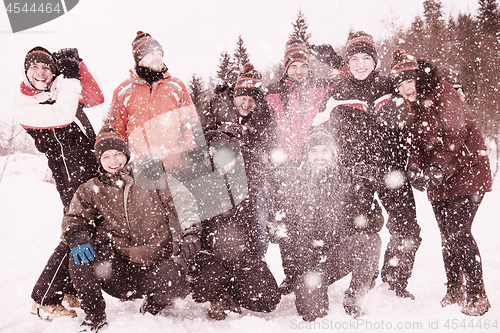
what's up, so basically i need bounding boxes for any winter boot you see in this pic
[207,292,241,321]
[461,286,490,317]
[440,284,465,307]
[63,294,81,308]
[343,288,365,319]
[77,312,107,333]
[279,275,297,295]
[294,271,328,322]
[31,301,77,321]
[388,281,415,300]
[140,296,165,316]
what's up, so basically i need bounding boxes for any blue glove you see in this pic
[70,243,95,265]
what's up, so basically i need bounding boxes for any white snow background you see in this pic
[1,152,499,333]
[1,0,500,332]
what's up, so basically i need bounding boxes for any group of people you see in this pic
[16,29,492,332]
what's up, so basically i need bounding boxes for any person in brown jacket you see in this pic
[391,50,492,317]
[61,128,201,332]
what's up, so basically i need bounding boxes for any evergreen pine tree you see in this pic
[290,10,312,45]
[188,74,207,116]
[233,35,251,72]
[216,51,238,84]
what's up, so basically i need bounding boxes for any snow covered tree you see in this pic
[477,0,500,35]
[188,74,207,116]
[290,10,311,45]
[423,0,445,35]
[216,50,238,84]
[233,35,251,72]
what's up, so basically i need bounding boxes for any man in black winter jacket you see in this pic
[268,130,382,320]
[315,31,421,300]
[16,46,104,320]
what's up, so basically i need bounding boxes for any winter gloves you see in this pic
[309,44,344,69]
[407,163,445,191]
[177,228,202,262]
[69,231,95,265]
[53,48,82,79]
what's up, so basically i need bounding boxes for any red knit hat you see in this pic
[390,49,419,85]
[94,127,130,164]
[24,46,57,77]
[132,31,163,65]
[345,31,377,62]
[234,63,262,97]
[284,36,310,72]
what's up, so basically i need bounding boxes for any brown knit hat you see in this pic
[234,63,262,97]
[132,31,163,65]
[390,49,419,85]
[24,46,57,77]
[94,127,130,164]
[284,36,310,72]
[345,31,377,62]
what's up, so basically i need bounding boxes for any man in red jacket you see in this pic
[109,31,203,177]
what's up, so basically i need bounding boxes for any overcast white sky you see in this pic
[0,0,480,104]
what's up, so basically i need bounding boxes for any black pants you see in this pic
[432,194,485,294]
[376,180,421,290]
[31,241,76,306]
[294,233,381,317]
[189,252,280,313]
[69,243,189,316]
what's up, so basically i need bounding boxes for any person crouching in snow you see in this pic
[391,50,492,316]
[188,123,281,320]
[268,130,383,320]
[61,128,201,332]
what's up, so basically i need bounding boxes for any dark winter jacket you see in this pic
[195,125,267,261]
[268,160,383,272]
[62,165,200,266]
[405,80,492,201]
[266,76,338,160]
[16,63,104,209]
[322,71,408,180]
[200,84,278,159]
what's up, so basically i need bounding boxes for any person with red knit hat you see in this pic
[314,31,421,307]
[194,63,280,320]
[266,35,345,296]
[15,45,105,321]
[266,36,342,162]
[62,127,201,332]
[391,50,492,317]
[109,31,203,182]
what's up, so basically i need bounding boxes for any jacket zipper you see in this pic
[53,129,71,182]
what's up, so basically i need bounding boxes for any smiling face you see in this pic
[26,62,54,91]
[138,49,164,72]
[348,52,376,81]
[233,95,256,117]
[307,145,334,171]
[100,149,128,174]
[398,79,418,102]
[287,61,309,84]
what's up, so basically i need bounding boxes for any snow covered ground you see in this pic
[0,153,499,333]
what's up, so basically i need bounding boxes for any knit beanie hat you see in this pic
[234,63,262,97]
[303,129,338,156]
[94,127,130,165]
[345,31,377,62]
[132,31,163,65]
[284,36,310,72]
[24,46,57,77]
[390,49,419,85]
